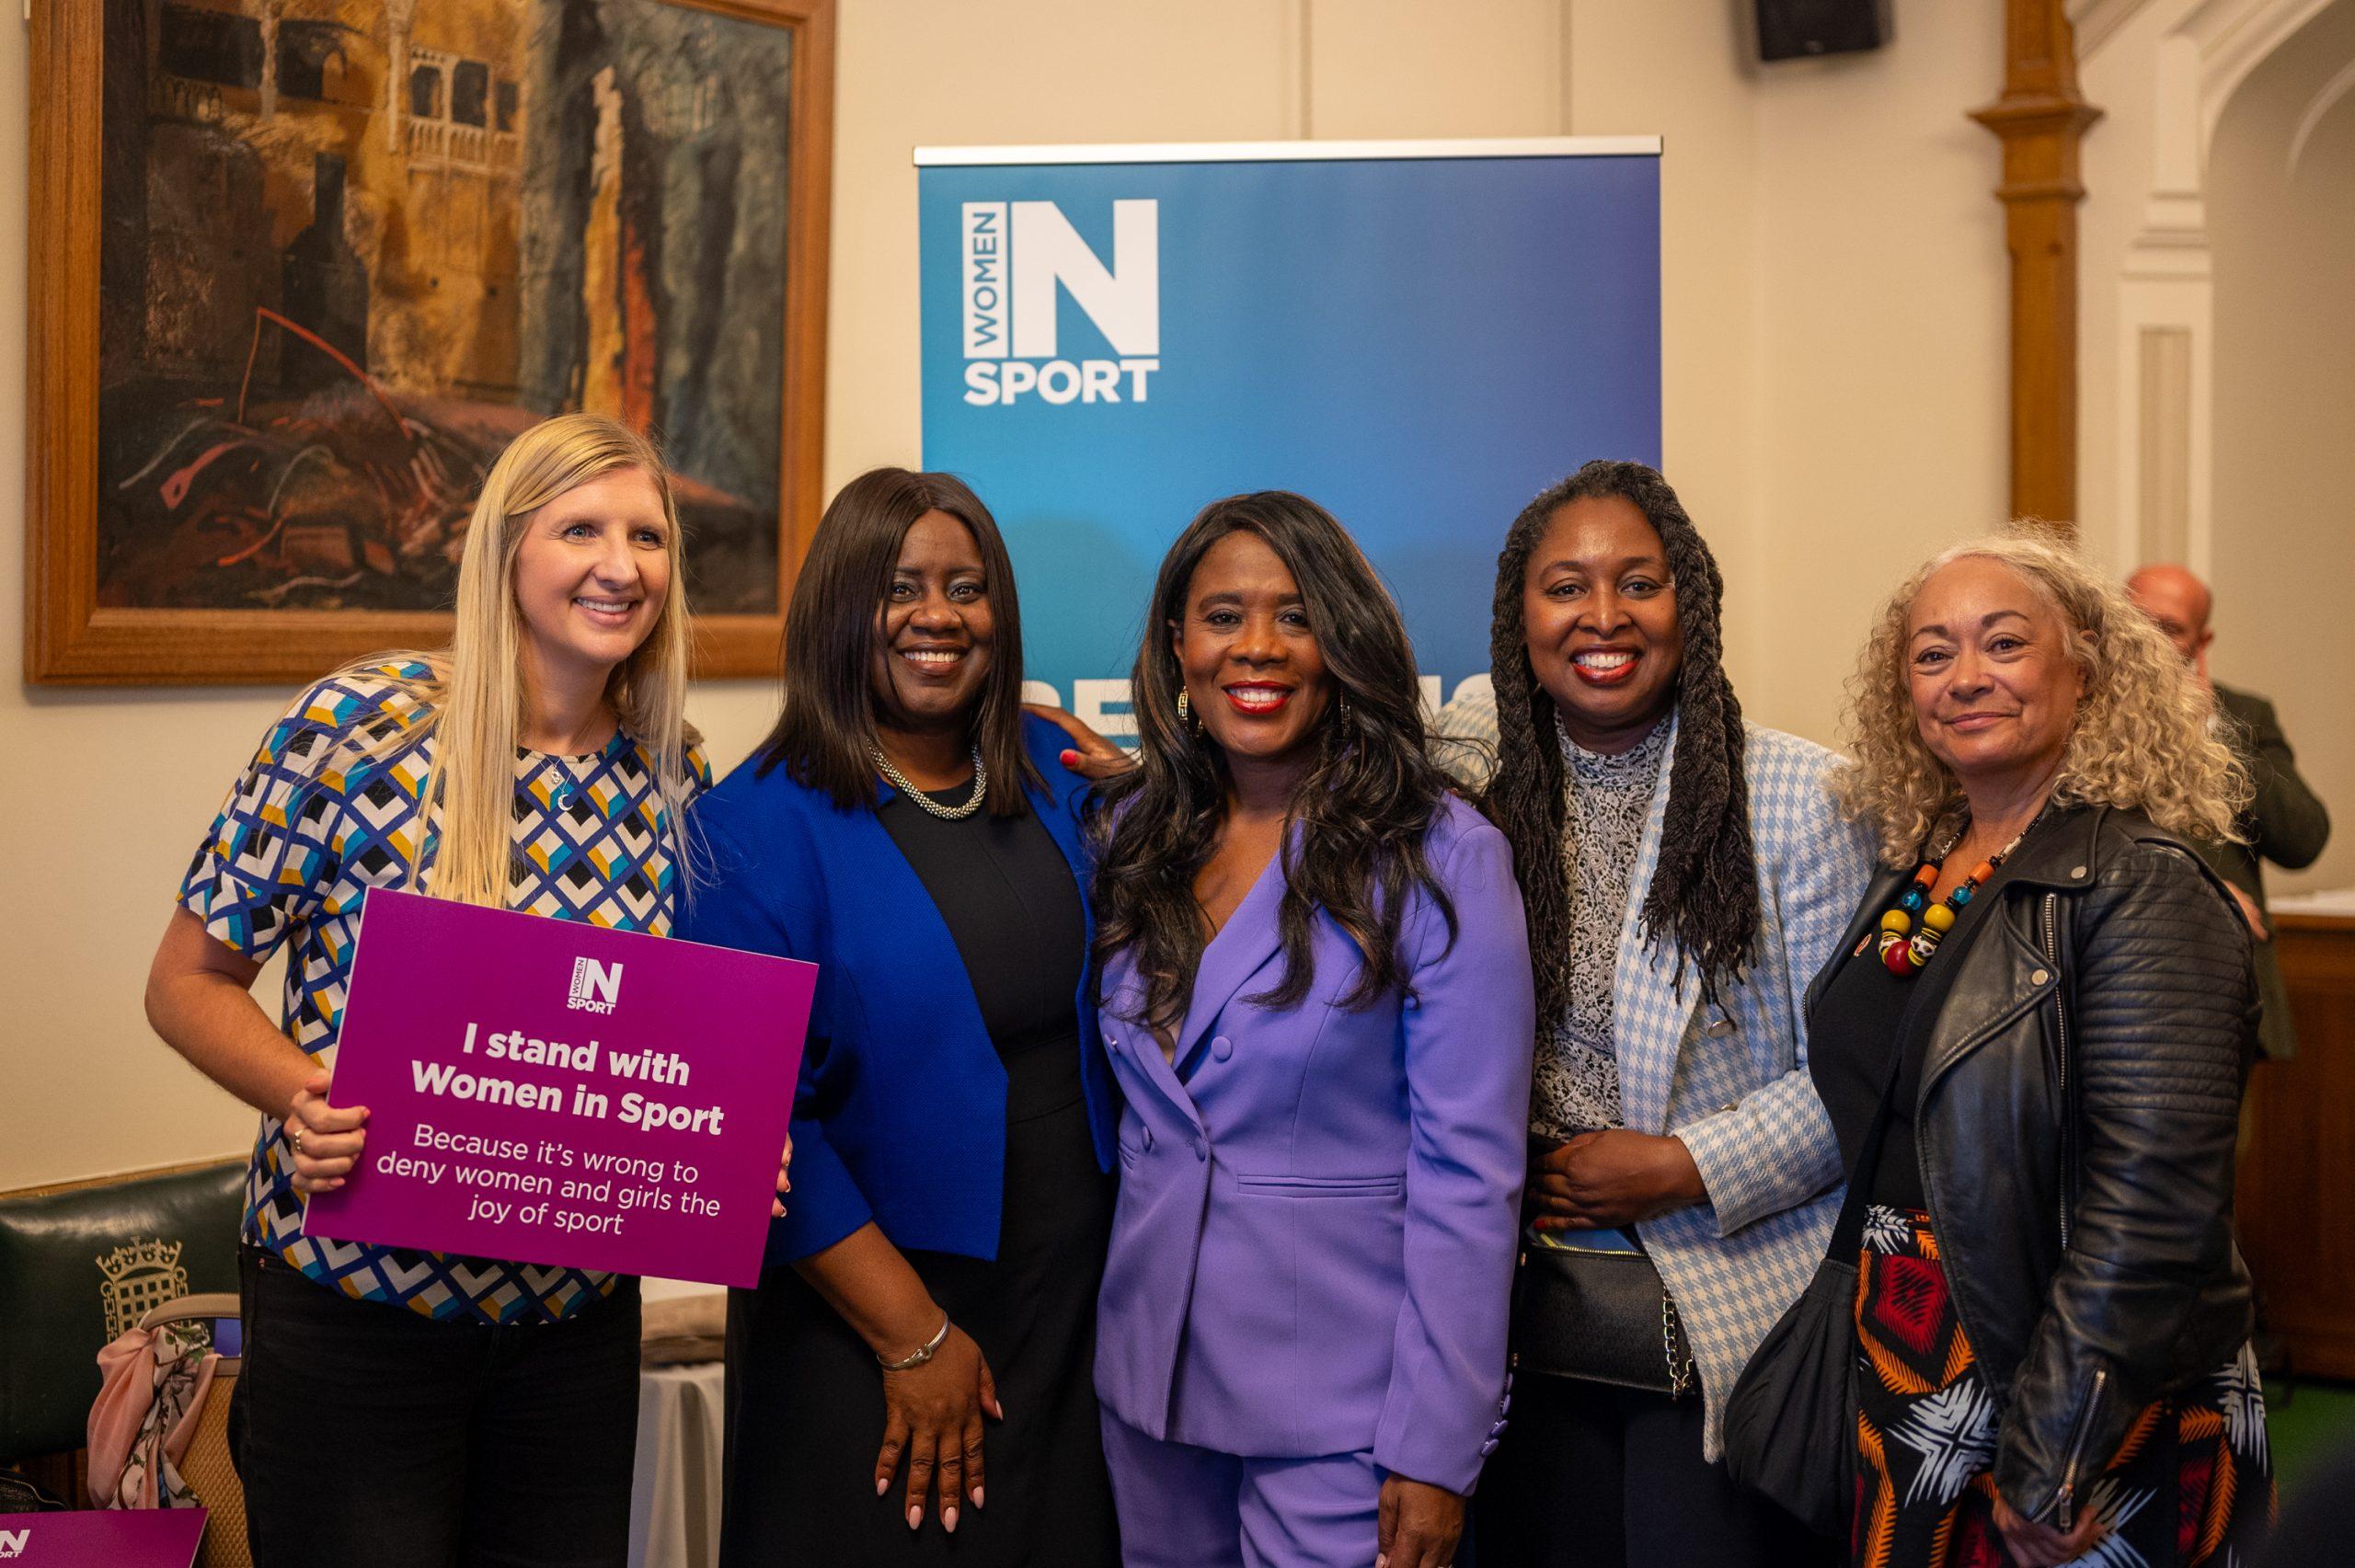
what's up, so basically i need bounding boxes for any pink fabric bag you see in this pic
[87,1320,219,1508]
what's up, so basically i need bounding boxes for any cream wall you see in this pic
[2207,2,2355,893]
[1,0,2008,1190]
[1747,7,2008,741]
[2075,0,2354,896]
[1558,0,2007,740]
[2075,0,2180,574]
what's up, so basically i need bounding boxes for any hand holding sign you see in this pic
[285,1070,368,1194]
[306,891,815,1288]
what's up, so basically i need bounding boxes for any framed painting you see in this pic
[28,0,833,684]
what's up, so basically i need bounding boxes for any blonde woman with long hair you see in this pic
[1784,528,2271,1568]
[145,414,710,1568]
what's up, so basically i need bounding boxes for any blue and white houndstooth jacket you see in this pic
[1436,681,1877,1457]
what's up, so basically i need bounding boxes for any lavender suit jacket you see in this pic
[1092,795,1535,1495]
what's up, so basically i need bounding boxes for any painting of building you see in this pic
[95,0,796,615]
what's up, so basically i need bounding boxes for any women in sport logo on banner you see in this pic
[917,139,1663,730]
[959,198,1162,406]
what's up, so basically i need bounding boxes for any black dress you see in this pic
[720,784,1119,1566]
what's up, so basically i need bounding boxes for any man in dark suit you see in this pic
[2129,564,2332,1062]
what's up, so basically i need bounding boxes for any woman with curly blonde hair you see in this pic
[1795,528,2272,1568]
[1832,530,2246,865]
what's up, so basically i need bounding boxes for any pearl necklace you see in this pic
[872,744,987,820]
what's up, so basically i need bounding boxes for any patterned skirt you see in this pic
[1851,1207,2273,1568]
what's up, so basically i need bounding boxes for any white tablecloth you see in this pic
[627,1359,726,1568]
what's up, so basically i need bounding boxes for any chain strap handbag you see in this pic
[1511,1221,1696,1397]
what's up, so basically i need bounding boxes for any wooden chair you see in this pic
[134,1294,247,1568]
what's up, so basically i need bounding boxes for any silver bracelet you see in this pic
[877,1313,951,1372]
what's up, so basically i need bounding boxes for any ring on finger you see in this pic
[289,1124,304,1158]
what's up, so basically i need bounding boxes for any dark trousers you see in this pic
[1473,1375,1831,1568]
[231,1247,641,1568]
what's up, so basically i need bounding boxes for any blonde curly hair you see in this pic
[1832,526,2248,865]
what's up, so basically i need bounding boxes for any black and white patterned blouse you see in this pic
[1530,715,1670,1140]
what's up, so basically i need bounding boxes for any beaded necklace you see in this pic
[872,743,987,820]
[1872,822,2030,977]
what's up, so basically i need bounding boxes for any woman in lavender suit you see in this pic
[1085,492,1536,1568]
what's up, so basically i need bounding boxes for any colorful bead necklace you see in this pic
[1873,828,2023,977]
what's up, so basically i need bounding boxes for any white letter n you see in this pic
[1009,200,1158,359]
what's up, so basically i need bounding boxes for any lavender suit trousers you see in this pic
[1102,1412,1385,1568]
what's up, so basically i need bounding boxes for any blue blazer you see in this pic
[680,715,1118,1265]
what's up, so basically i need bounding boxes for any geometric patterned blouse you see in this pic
[177,663,709,1324]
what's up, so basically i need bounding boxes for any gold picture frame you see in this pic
[28,0,834,684]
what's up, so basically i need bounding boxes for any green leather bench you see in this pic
[0,1156,246,1490]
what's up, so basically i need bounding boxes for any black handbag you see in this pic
[1718,1041,1903,1536]
[1511,1224,1694,1397]
[1725,896,2083,1537]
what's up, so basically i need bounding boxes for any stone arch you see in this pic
[2074,0,2350,571]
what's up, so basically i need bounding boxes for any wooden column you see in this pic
[1970,0,2102,530]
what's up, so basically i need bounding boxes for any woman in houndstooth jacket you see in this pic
[1440,461,1874,1568]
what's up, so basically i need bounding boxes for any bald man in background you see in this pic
[2129,564,2332,1064]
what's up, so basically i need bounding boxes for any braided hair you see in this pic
[1481,460,1757,1017]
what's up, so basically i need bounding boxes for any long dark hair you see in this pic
[755,467,1040,814]
[1483,460,1757,1013]
[1089,492,1458,1028]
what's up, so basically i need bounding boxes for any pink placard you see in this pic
[304,889,812,1288]
[0,1511,205,1567]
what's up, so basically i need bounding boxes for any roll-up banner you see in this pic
[917,137,1661,734]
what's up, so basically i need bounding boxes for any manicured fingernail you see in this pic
[906,1505,922,1530]
[1061,750,1080,765]
[943,1506,959,1532]
[971,1485,985,1508]
[876,1476,889,1496]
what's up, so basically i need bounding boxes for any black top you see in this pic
[877,783,1088,1121]
[1810,852,2023,1211]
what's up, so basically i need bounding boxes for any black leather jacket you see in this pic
[1808,804,2256,1528]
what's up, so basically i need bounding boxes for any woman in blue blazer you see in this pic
[1087,492,1536,1568]
[682,470,1120,1566]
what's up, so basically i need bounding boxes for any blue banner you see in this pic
[918,140,1660,736]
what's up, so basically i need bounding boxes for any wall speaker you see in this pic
[1754,0,1891,61]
